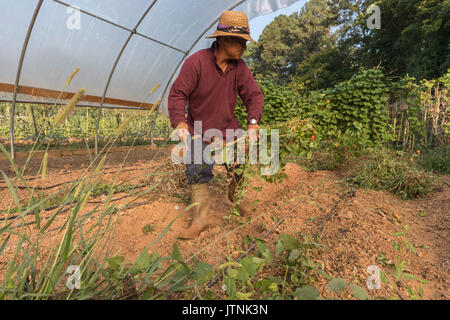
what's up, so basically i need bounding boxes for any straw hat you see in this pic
[206,11,257,44]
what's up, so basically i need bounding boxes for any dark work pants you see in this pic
[185,135,214,185]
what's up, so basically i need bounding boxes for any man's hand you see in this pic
[174,122,189,141]
[247,124,260,142]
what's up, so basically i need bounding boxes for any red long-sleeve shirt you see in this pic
[168,41,263,140]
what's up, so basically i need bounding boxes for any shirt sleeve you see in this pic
[168,57,198,129]
[237,62,264,123]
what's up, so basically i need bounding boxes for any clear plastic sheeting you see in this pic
[0,0,38,84]
[137,0,236,52]
[20,0,130,98]
[107,36,185,105]
[63,0,150,30]
[1,0,300,112]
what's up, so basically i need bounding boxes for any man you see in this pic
[168,11,264,239]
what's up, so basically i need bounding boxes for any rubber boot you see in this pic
[227,173,254,216]
[178,183,220,240]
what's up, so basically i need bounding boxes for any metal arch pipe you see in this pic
[9,0,44,160]
[94,0,159,156]
[149,0,248,144]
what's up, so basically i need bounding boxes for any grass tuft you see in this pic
[417,144,450,174]
[350,147,439,199]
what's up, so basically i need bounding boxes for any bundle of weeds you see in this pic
[208,167,229,192]
[142,149,228,206]
[350,147,439,199]
[139,157,187,203]
[164,161,188,202]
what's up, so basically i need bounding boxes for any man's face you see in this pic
[222,36,247,60]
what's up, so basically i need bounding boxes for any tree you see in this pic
[293,46,355,90]
[245,14,300,82]
[330,0,449,79]
[246,0,449,88]
[245,0,339,85]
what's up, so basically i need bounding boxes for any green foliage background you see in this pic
[236,68,449,151]
[245,0,449,89]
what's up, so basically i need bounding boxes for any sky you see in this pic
[249,0,308,41]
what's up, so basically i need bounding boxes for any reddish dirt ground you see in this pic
[0,146,448,299]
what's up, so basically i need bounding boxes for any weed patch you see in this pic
[350,147,439,199]
[417,144,450,174]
